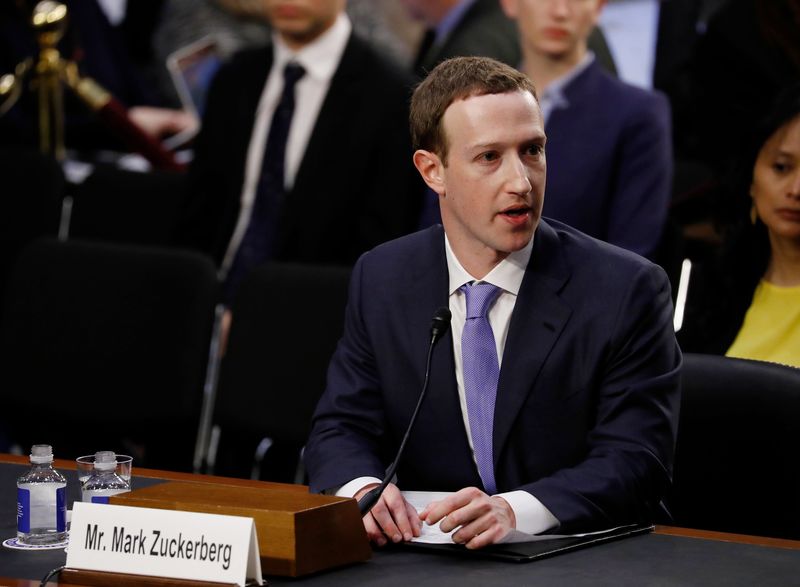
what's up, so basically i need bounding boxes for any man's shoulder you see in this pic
[362,226,443,261]
[540,218,662,278]
[439,0,520,66]
[337,33,414,93]
[569,61,669,114]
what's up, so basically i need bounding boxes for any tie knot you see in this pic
[461,282,501,320]
[283,62,306,86]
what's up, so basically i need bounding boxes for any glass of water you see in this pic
[76,454,133,488]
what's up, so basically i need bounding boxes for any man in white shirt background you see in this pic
[179,0,423,301]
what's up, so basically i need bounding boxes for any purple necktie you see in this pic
[461,282,502,495]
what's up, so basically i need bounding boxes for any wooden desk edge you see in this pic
[654,525,800,550]
[0,453,301,492]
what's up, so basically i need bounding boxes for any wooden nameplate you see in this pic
[110,481,371,577]
[58,568,237,586]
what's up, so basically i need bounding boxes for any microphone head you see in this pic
[430,307,452,342]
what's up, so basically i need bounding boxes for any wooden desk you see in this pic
[2,454,799,586]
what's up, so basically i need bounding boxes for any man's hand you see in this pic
[419,487,516,549]
[128,106,197,140]
[355,483,421,547]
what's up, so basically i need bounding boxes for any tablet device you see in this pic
[164,35,223,148]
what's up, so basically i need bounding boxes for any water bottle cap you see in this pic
[93,451,117,471]
[30,444,54,464]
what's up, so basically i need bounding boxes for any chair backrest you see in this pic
[669,353,800,539]
[67,165,188,247]
[211,262,351,482]
[0,239,219,471]
[0,148,63,305]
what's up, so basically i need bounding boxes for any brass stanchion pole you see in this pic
[31,1,68,160]
[0,1,184,170]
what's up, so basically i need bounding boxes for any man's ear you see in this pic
[413,149,446,196]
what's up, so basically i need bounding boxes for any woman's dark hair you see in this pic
[716,83,800,288]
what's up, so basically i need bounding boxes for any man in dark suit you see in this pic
[305,57,681,548]
[406,0,521,77]
[501,0,672,259]
[178,0,422,293]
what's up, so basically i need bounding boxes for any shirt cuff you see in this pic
[335,476,383,498]
[497,490,559,535]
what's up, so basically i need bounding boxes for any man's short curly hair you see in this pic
[410,56,538,164]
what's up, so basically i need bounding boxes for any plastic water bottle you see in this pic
[16,444,67,545]
[82,451,130,503]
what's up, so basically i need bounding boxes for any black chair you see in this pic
[668,353,800,539]
[65,164,188,247]
[0,147,64,308]
[0,239,219,471]
[207,262,352,483]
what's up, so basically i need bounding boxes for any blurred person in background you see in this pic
[177,0,423,304]
[678,85,800,369]
[500,0,672,259]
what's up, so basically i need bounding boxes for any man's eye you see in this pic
[480,152,499,162]
[525,144,543,157]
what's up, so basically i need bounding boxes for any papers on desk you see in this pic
[402,491,637,545]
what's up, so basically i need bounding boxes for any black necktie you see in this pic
[225,62,306,301]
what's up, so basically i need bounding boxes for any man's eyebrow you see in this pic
[467,135,547,152]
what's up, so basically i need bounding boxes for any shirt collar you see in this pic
[272,13,352,82]
[538,51,595,122]
[445,234,534,296]
[435,0,477,44]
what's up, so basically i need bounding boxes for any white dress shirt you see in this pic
[537,52,594,125]
[597,0,660,89]
[220,14,352,276]
[338,235,559,536]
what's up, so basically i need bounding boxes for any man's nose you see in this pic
[549,0,570,17]
[506,156,532,195]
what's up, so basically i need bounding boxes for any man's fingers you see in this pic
[422,486,481,525]
[363,511,387,546]
[405,501,423,537]
[360,484,420,544]
[369,497,403,543]
[382,485,417,541]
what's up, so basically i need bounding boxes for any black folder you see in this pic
[401,524,654,562]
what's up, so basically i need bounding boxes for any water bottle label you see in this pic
[56,486,66,532]
[17,488,30,533]
[91,496,110,504]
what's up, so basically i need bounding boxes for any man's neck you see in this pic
[278,18,339,52]
[450,245,508,281]
[522,46,587,92]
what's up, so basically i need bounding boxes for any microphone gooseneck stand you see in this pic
[358,307,452,516]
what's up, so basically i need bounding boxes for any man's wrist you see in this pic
[336,476,383,499]
[496,490,559,535]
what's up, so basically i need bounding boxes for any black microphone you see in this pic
[357,307,452,516]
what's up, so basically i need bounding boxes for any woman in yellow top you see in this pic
[679,84,800,368]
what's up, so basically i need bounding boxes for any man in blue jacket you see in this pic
[305,56,680,549]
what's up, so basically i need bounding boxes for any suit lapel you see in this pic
[290,33,364,197]
[493,221,573,463]
[276,34,365,246]
[401,228,476,473]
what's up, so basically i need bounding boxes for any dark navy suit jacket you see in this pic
[178,34,422,267]
[543,60,672,258]
[305,220,681,532]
